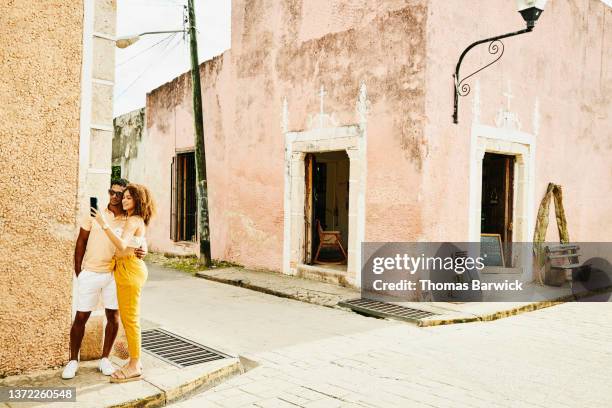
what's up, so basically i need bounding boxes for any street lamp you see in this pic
[518,0,547,29]
[115,30,185,48]
[452,0,548,124]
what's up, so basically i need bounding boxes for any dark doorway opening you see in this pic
[304,151,349,265]
[171,152,197,242]
[481,152,515,266]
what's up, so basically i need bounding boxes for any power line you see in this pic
[116,33,181,98]
[115,33,184,99]
[116,33,175,68]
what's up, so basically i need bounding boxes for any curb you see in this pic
[198,270,573,326]
[418,285,612,327]
[198,271,612,328]
[417,300,565,327]
[196,272,303,301]
[109,358,243,408]
[195,271,353,308]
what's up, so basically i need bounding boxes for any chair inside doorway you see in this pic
[304,151,349,266]
[314,220,347,264]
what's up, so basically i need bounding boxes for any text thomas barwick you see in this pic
[372,279,524,291]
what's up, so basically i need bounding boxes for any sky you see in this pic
[114,0,231,117]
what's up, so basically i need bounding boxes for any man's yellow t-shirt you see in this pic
[80,208,127,273]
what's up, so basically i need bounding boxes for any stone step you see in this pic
[296,263,350,287]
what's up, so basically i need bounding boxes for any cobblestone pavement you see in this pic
[143,263,612,408]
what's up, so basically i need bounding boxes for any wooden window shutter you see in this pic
[170,156,177,241]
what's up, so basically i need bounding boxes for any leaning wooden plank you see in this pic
[552,184,570,243]
[533,183,555,284]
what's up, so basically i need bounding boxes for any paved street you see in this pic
[142,263,612,408]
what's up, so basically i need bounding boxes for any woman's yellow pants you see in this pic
[111,255,148,360]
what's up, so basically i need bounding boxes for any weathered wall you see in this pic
[143,0,610,279]
[144,0,428,272]
[274,1,429,247]
[137,74,199,255]
[0,1,83,376]
[422,0,612,242]
[0,0,117,376]
[112,108,145,182]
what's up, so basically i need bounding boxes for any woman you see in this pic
[92,183,156,383]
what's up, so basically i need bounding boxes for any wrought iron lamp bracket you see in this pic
[453,27,532,124]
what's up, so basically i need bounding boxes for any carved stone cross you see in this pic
[503,80,514,112]
[319,86,327,115]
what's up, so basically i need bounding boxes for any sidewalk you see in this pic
[146,263,612,408]
[0,330,242,408]
[195,267,359,308]
[195,267,587,326]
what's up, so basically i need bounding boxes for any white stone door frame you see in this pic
[282,84,369,287]
[468,123,536,267]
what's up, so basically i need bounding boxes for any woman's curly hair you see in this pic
[125,183,156,225]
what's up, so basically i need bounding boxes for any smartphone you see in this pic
[90,197,98,215]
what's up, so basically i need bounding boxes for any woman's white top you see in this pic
[129,235,146,249]
[114,227,146,248]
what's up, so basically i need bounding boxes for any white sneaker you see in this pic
[61,360,79,379]
[98,357,115,376]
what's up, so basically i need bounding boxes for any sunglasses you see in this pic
[108,189,124,198]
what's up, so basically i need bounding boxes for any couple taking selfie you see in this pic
[62,178,156,383]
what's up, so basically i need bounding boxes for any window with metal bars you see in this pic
[170,152,197,242]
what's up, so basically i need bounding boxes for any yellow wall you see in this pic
[1,1,86,376]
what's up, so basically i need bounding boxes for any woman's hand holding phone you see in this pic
[91,207,108,229]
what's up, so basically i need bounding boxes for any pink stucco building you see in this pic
[113,0,611,288]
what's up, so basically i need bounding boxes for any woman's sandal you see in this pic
[109,366,143,383]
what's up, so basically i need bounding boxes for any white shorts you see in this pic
[76,270,118,312]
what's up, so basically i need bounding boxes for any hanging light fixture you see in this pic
[452,0,548,123]
[517,0,548,29]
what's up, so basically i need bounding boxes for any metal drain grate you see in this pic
[338,298,437,322]
[141,328,231,368]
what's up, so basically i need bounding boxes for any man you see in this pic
[62,179,147,379]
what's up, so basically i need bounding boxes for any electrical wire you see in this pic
[115,33,184,99]
[116,33,175,68]
[116,32,181,96]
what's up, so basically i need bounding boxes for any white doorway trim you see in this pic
[468,124,536,252]
[282,84,369,287]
